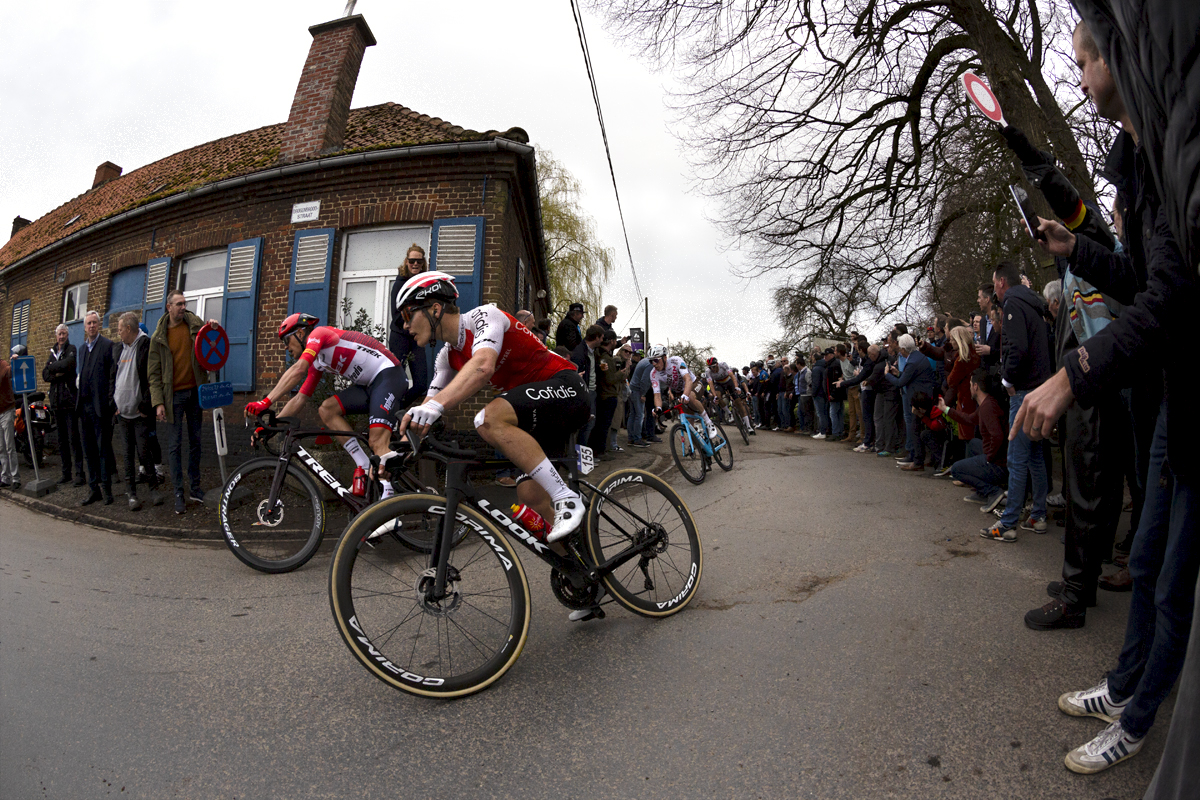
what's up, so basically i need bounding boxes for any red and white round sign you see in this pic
[962,71,1006,125]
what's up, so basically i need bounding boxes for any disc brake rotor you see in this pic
[253,499,283,527]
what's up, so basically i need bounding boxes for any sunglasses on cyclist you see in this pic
[406,257,426,265]
[400,304,432,324]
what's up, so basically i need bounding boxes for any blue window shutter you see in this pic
[107,266,147,329]
[430,217,484,313]
[287,228,335,322]
[9,300,30,349]
[141,257,172,333]
[221,238,263,392]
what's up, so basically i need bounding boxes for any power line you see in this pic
[568,0,643,303]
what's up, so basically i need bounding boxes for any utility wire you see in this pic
[568,0,643,303]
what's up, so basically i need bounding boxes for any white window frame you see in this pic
[62,281,89,323]
[177,248,227,322]
[335,225,431,333]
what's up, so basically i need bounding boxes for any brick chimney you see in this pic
[279,14,376,163]
[92,161,122,189]
[11,216,31,238]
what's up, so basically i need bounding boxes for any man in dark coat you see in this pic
[809,353,829,438]
[76,311,116,505]
[43,323,86,485]
[555,303,585,353]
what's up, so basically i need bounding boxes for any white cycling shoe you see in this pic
[546,496,585,543]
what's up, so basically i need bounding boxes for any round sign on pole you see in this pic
[961,71,1006,126]
[194,323,230,372]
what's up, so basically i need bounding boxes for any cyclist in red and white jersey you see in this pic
[647,345,720,439]
[244,314,407,496]
[395,272,591,543]
[705,357,754,435]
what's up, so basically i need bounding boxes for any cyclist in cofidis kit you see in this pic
[244,313,408,496]
[394,271,591,542]
[647,345,720,440]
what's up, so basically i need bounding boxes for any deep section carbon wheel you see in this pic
[219,458,325,573]
[329,495,531,698]
[711,423,734,471]
[669,422,705,484]
[585,468,702,617]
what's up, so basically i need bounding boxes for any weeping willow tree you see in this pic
[537,148,616,321]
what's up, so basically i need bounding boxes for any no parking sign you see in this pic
[194,323,230,372]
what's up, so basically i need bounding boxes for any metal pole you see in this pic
[644,297,649,348]
[22,393,42,484]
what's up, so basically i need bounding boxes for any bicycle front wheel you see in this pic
[711,423,734,471]
[669,422,705,484]
[219,458,325,573]
[329,495,531,698]
[585,468,702,617]
[735,413,750,445]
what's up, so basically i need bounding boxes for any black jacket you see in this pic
[826,360,846,402]
[809,361,828,400]
[76,335,115,418]
[571,342,597,389]
[999,285,1053,392]
[980,317,1002,368]
[43,343,79,411]
[1072,0,1200,275]
[556,317,582,352]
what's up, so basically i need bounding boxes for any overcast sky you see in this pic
[0,0,799,366]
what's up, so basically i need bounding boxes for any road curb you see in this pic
[0,491,223,541]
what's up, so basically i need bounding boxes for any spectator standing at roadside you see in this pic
[387,244,431,404]
[809,352,830,439]
[595,305,618,332]
[982,261,1052,542]
[589,331,623,457]
[113,313,162,511]
[942,369,1008,507]
[626,348,657,446]
[944,326,981,457]
[43,324,85,486]
[555,303,585,353]
[885,334,936,465]
[977,284,1002,371]
[836,344,857,441]
[571,324,604,447]
[148,290,215,515]
[839,343,880,452]
[826,349,846,440]
[0,355,18,490]
[76,311,116,506]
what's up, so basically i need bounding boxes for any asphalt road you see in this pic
[0,434,1168,799]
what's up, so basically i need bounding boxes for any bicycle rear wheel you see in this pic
[329,495,531,698]
[734,412,750,445]
[669,422,705,484]
[585,468,702,617]
[219,458,325,573]
[711,423,734,471]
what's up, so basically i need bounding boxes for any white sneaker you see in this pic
[1065,720,1143,774]
[1047,492,1066,508]
[811,433,826,440]
[546,496,585,543]
[707,424,719,440]
[853,444,867,452]
[1058,678,1129,723]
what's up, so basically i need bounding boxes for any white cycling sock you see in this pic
[529,458,576,503]
[343,439,370,471]
[701,410,714,426]
[743,415,751,428]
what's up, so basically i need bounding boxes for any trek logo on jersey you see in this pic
[333,346,356,373]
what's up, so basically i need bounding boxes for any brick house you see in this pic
[1,12,551,400]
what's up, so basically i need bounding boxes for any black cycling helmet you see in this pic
[706,357,719,367]
[278,312,319,341]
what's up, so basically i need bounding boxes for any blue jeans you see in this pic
[1107,403,1200,739]
[777,395,792,428]
[168,387,203,496]
[813,396,830,435]
[627,390,646,443]
[998,390,1048,527]
[860,389,876,448]
[950,440,1008,496]
[901,388,914,457]
[829,399,844,438]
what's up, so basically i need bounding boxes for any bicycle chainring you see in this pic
[550,568,604,609]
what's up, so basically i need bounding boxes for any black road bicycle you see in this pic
[218,411,429,574]
[328,432,703,698]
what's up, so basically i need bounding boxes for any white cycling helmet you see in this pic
[646,344,668,360]
[395,270,459,311]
